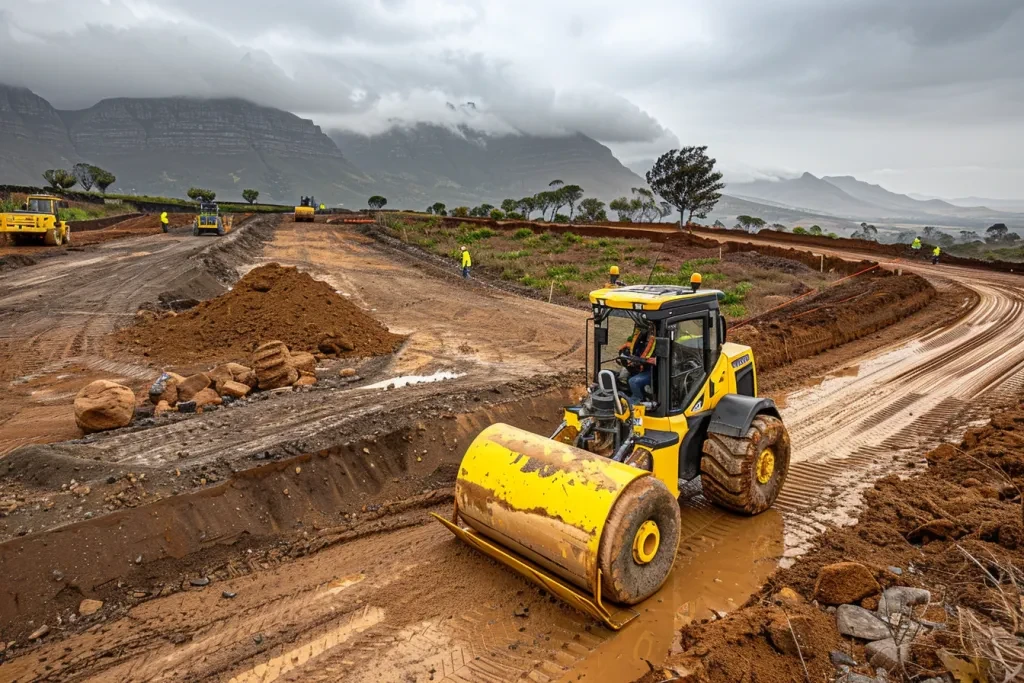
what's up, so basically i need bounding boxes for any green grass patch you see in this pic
[512,228,533,240]
[546,264,581,281]
[494,249,530,260]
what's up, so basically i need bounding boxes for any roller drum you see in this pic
[454,423,680,605]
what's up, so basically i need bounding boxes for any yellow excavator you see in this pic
[0,194,71,246]
[434,273,790,629]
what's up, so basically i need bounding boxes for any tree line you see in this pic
[42,164,117,193]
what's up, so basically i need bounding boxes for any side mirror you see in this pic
[594,327,609,345]
[21,203,27,210]
[719,314,727,344]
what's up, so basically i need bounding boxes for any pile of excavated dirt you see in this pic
[732,272,935,372]
[116,263,404,365]
[642,397,1024,683]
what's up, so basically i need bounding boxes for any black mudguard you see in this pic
[707,395,781,438]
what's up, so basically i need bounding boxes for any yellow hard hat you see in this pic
[609,265,620,275]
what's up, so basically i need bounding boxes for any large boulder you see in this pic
[813,562,880,605]
[75,381,135,433]
[220,380,251,399]
[253,341,298,390]
[224,362,258,389]
[177,373,212,403]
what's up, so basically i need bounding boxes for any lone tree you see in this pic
[852,222,878,240]
[985,223,1017,243]
[42,169,77,191]
[368,195,388,210]
[430,202,447,216]
[92,168,116,194]
[646,146,724,229]
[242,189,260,204]
[736,215,766,232]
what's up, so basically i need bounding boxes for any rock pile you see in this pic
[147,340,319,415]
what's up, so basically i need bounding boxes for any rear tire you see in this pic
[597,476,681,605]
[43,226,61,246]
[216,218,225,236]
[700,414,790,515]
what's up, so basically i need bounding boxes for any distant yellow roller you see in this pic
[434,423,680,629]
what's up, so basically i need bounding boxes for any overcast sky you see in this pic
[2,0,1022,198]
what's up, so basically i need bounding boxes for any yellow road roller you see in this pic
[294,195,315,222]
[434,273,791,629]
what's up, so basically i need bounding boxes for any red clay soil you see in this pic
[116,263,405,365]
[731,272,935,372]
[642,398,1024,683]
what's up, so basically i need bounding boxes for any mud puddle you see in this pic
[363,370,464,390]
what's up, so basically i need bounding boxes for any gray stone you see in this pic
[887,566,903,576]
[877,587,930,617]
[865,638,911,673]
[837,604,890,640]
[830,650,858,667]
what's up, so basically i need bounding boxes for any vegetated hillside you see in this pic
[331,124,646,208]
[0,84,370,205]
[823,175,1023,223]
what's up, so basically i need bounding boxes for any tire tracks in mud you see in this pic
[8,231,1024,682]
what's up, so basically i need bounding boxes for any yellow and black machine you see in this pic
[294,196,315,223]
[192,201,231,236]
[0,195,71,246]
[434,272,790,629]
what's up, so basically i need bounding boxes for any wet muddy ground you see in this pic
[3,218,1024,682]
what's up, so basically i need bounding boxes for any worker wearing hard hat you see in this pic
[160,211,169,233]
[460,246,472,279]
[607,265,621,287]
[932,245,941,265]
[911,236,921,255]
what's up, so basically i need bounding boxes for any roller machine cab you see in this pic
[434,272,791,629]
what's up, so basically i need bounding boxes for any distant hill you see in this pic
[0,84,370,205]
[729,172,879,217]
[331,124,646,208]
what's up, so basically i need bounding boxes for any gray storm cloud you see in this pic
[0,0,1022,196]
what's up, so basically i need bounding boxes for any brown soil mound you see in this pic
[732,272,935,372]
[644,397,1024,682]
[117,263,404,365]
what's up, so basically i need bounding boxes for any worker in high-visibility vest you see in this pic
[319,203,325,212]
[911,236,921,254]
[932,245,941,265]
[160,211,169,233]
[460,246,472,279]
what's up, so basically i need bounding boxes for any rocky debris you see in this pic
[75,380,135,433]
[339,367,357,378]
[222,591,237,599]
[319,334,354,355]
[774,587,803,607]
[192,388,223,410]
[29,625,50,640]
[78,599,103,616]
[864,637,911,673]
[877,587,930,618]
[177,400,197,414]
[836,605,890,641]
[812,562,880,605]
[189,577,210,587]
[829,651,857,668]
[295,373,317,387]
[154,400,174,416]
[290,352,316,375]
[254,340,299,390]
[176,373,212,403]
[149,371,185,405]
[220,380,251,399]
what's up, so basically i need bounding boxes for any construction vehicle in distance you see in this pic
[294,196,315,223]
[0,194,71,246]
[434,272,791,630]
[192,201,231,236]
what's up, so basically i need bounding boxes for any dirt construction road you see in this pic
[6,224,1024,682]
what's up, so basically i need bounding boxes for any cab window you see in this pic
[669,317,706,412]
[27,198,55,213]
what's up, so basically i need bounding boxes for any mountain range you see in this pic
[1,83,1020,231]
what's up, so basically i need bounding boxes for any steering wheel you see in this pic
[672,358,702,394]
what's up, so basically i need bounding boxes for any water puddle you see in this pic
[557,504,784,682]
[362,370,464,390]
